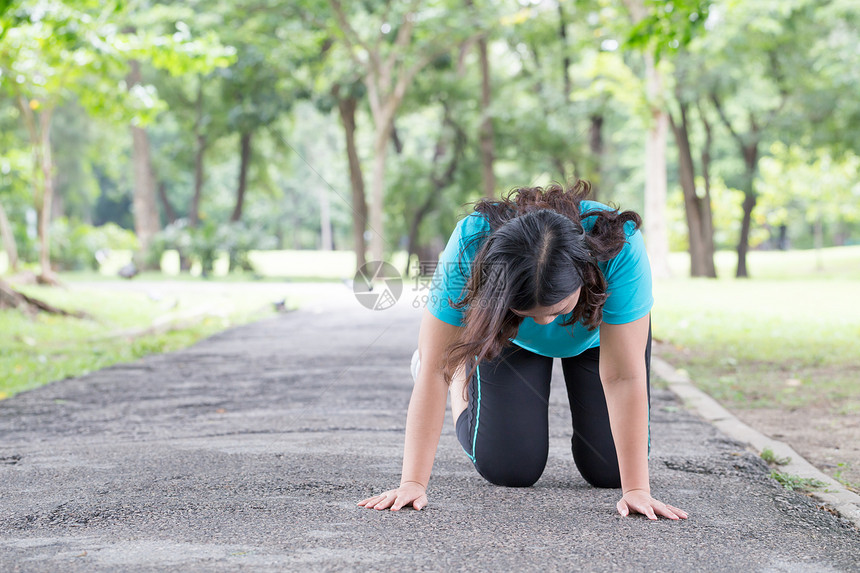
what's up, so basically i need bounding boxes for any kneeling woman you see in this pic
[358,182,687,520]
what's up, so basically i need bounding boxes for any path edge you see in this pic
[652,355,860,529]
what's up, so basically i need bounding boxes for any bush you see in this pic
[50,218,138,271]
[146,219,193,270]
[221,221,276,273]
[150,219,276,276]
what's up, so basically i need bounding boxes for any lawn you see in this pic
[654,245,860,413]
[654,245,860,488]
[0,279,303,398]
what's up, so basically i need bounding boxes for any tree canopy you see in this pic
[0,0,857,280]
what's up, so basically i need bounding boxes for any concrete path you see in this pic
[1,289,858,572]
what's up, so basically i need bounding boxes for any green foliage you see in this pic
[221,221,277,273]
[833,463,859,492]
[149,218,275,275]
[147,220,192,268]
[1,1,145,119]
[0,279,290,398]
[50,219,138,271]
[625,0,710,61]
[0,0,858,273]
[758,144,860,247]
[761,447,791,466]
[770,470,827,493]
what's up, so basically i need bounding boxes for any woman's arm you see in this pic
[357,308,462,511]
[599,314,688,520]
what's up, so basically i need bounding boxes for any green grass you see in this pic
[833,463,860,492]
[654,245,860,413]
[667,245,860,280]
[770,470,829,493]
[4,245,858,409]
[761,448,791,466]
[0,279,300,398]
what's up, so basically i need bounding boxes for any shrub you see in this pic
[50,218,138,271]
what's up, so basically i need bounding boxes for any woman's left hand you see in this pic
[617,489,688,520]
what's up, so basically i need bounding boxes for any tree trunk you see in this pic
[476,34,496,198]
[710,96,761,278]
[736,186,755,278]
[335,91,368,271]
[190,78,206,228]
[622,0,670,278]
[37,110,55,281]
[405,194,442,278]
[319,182,333,251]
[669,96,708,277]
[369,118,394,263]
[230,131,253,223]
[813,215,824,271]
[0,200,19,272]
[463,0,496,198]
[157,181,177,225]
[735,143,758,278]
[643,54,671,279]
[127,60,161,269]
[391,123,404,155]
[17,97,57,283]
[777,224,789,250]
[588,114,604,199]
[558,1,572,99]
[697,102,717,277]
[404,106,465,275]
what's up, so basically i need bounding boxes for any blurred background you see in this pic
[1,1,858,487]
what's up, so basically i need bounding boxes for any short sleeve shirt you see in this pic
[426,200,653,358]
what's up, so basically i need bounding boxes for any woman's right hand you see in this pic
[357,481,427,511]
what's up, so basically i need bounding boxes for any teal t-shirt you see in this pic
[426,200,653,358]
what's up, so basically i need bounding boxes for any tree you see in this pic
[624,0,710,277]
[620,0,671,279]
[328,0,469,262]
[758,144,860,261]
[127,58,161,267]
[703,0,818,277]
[0,278,86,315]
[668,53,716,277]
[210,1,309,224]
[464,0,496,198]
[0,200,17,272]
[0,1,125,282]
[496,2,588,184]
[0,1,231,279]
[331,81,370,269]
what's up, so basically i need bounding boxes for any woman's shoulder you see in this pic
[455,210,492,238]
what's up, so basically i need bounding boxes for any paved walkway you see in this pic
[1,289,858,572]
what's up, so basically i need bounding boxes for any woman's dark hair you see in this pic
[442,180,641,385]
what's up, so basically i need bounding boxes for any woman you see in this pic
[358,182,687,520]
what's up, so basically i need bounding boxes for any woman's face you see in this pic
[510,288,581,325]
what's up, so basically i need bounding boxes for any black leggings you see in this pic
[455,331,651,489]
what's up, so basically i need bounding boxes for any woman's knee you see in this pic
[473,448,547,488]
